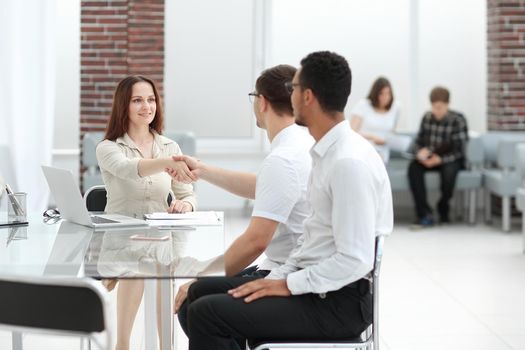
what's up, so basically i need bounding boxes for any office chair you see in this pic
[247,235,385,350]
[84,185,107,212]
[0,275,111,350]
[84,185,174,212]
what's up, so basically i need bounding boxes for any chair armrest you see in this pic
[497,140,525,170]
[466,137,484,169]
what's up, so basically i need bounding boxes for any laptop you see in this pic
[42,166,148,229]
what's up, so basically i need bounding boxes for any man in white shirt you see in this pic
[169,64,314,336]
[185,51,393,350]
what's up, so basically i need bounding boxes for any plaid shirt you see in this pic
[414,110,469,164]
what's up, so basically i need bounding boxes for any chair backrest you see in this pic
[84,185,173,212]
[0,275,110,348]
[515,144,525,184]
[84,185,108,212]
[480,131,525,167]
[372,235,384,350]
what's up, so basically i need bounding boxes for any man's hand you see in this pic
[421,154,442,168]
[174,280,195,313]
[165,159,197,184]
[166,155,202,182]
[228,279,291,303]
[167,200,193,213]
[416,147,432,162]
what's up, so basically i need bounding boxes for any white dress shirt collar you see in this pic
[311,120,348,158]
[270,124,303,151]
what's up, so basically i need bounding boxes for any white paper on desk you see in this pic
[144,211,219,221]
[147,218,221,227]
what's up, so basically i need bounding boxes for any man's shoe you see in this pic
[410,216,434,230]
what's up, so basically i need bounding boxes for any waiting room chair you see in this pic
[482,134,525,231]
[513,144,525,253]
[247,235,385,350]
[0,275,111,350]
[84,185,173,212]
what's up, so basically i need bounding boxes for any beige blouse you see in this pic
[96,132,197,218]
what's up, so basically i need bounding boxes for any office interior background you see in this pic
[1,0,525,349]
[0,0,489,212]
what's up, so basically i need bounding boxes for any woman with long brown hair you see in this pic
[350,77,401,162]
[96,75,196,350]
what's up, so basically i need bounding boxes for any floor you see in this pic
[1,212,524,350]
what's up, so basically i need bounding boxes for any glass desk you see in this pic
[0,214,225,350]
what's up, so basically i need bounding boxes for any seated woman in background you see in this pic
[96,75,197,350]
[350,76,401,162]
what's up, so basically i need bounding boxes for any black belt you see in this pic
[318,278,370,299]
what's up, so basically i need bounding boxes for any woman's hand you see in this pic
[167,200,193,213]
[167,160,197,184]
[369,135,386,145]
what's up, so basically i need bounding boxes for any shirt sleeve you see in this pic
[252,155,301,224]
[350,99,369,119]
[414,113,429,152]
[169,143,197,210]
[284,158,376,295]
[265,233,305,280]
[96,140,141,180]
[441,115,469,164]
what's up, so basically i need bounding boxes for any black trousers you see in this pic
[407,159,463,219]
[186,278,372,350]
[177,266,267,336]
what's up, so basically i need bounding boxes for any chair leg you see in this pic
[522,213,525,254]
[12,332,22,350]
[469,189,476,225]
[485,190,492,223]
[502,196,511,232]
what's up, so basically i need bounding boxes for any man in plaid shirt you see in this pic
[408,86,468,228]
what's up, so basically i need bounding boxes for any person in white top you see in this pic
[166,65,314,337]
[185,51,394,350]
[350,77,401,162]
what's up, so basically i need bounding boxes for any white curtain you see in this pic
[0,0,56,212]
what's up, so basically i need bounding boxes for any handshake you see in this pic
[165,155,202,184]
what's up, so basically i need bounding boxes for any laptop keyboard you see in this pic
[91,216,119,224]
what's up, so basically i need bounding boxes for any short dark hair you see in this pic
[104,75,164,141]
[430,86,450,103]
[367,77,394,110]
[299,51,351,113]
[256,64,296,116]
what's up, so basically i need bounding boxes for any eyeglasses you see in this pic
[284,82,300,94]
[248,92,260,103]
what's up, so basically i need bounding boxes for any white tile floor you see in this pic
[1,213,525,350]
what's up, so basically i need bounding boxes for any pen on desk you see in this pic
[5,184,25,216]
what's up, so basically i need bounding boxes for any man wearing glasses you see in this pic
[185,51,393,350]
[167,64,314,336]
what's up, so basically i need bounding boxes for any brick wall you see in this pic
[487,0,525,130]
[80,0,164,182]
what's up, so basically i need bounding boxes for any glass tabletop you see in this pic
[0,213,226,279]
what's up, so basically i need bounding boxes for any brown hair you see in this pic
[430,86,450,103]
[367,77,393,110]
[104,75,164,141]
[255,64,297,116]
